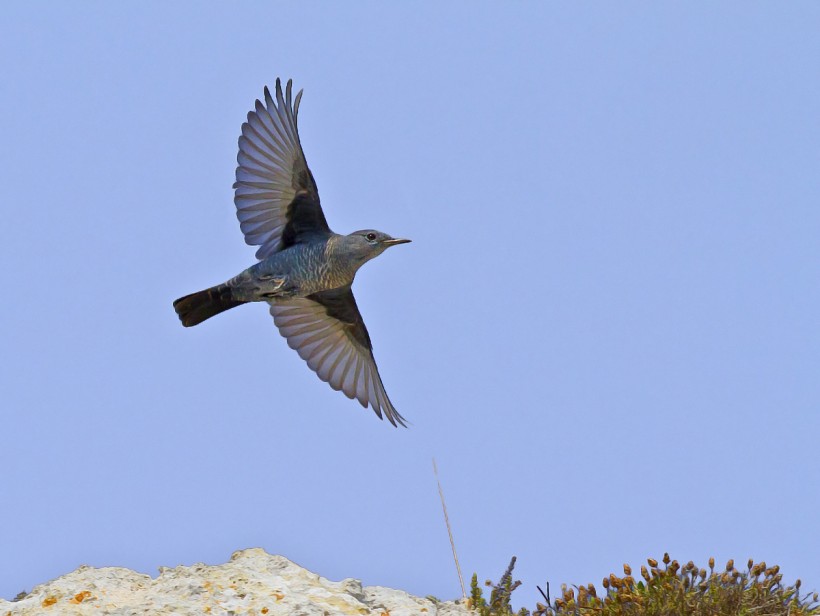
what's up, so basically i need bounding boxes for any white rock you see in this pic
[0,548,471,616]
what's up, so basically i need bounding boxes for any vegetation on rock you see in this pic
[470,554,819,616]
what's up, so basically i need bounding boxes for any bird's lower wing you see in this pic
[269,289,406,427]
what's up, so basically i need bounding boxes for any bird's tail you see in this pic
[173,284,247,327]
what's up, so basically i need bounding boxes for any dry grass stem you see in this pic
[433,457,466,601]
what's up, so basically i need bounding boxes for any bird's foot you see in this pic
[258,276,297,299]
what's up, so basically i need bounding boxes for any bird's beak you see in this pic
[383,238,411,246]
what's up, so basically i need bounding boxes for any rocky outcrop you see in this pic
[1,548,470,615]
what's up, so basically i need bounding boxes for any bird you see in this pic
[173,79,410,427]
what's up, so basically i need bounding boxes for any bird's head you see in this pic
[342,230,411,263]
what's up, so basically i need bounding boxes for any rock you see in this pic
[0,548,470,615]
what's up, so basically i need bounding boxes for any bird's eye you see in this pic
[365,233,377,241]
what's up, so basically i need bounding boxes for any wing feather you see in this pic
[269,291,406,427]
[233,79,330,259]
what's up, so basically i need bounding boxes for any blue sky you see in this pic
[2,2,819,607]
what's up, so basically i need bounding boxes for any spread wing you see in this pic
[233,79,331,259]
[269,288,407,427]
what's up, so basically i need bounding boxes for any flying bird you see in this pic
[173,79,410,427]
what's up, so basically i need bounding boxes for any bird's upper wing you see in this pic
[269,287,407,427]
[233,79,331,259]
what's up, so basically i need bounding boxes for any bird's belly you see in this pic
[234,253,352,300]
[288,266,352,296]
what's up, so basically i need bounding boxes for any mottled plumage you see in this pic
[173,79,410,427]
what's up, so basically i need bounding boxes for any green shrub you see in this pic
[470,556,530,616]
